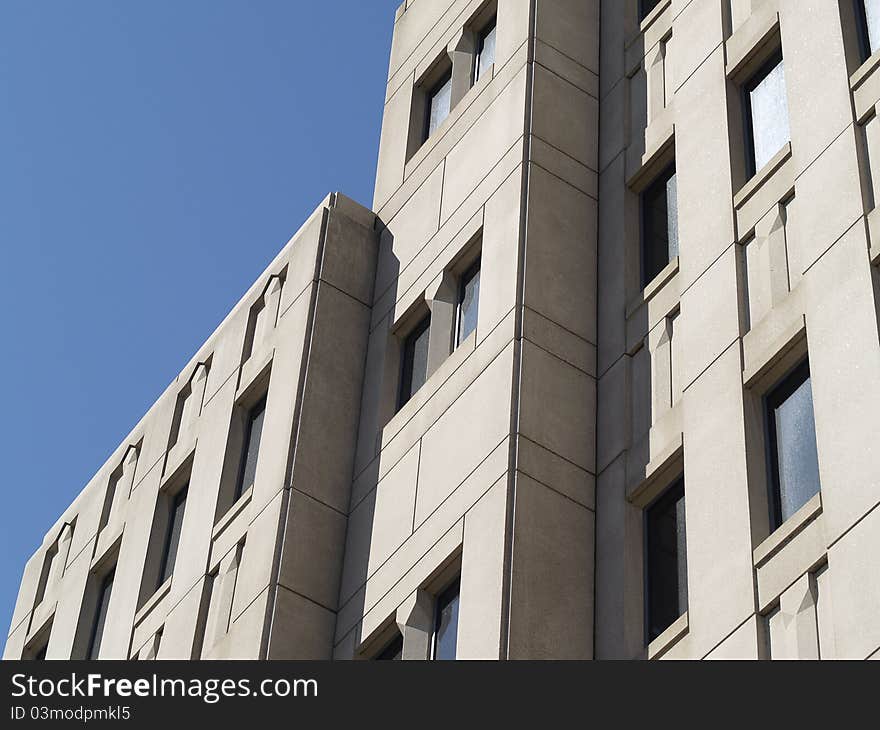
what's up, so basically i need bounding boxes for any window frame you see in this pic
[473,16,497,85]
[644,478,688,644]
[742,50,787,179]
[455,257,482,347]
[640,162,678,288]
[423,69,453,143]
[87,569,115,661]
[764,359,820,531]
[234,395,267,502]
[431,578,461,661]
[398,314,431,411]
[157,485,188,588]
[855,0,876,62]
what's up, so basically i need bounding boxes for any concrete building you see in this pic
[5,0,880,661]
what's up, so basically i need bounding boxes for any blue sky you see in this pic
[0,0,401,637]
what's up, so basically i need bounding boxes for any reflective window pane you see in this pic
[236,398,266,500]
[642,165,678,286]
[88,570,115,660]
[747,58,790,174]
[399,315,431,409]
[767,361,821,527]
[475,19,497,84]
[433,581,460,660]
[159,487,187,585]
[457,259,481,346]
[426,73,452,140]
[865,0,880,56]
[646,480,687,642]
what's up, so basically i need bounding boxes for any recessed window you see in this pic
[398,315,431,410]
[474,18,497,85]
[375,633,403,661]
[87,569,115,660]
[32,643,48,661]
[744,53,790,176]
[641,164,679,287]
[33,542,59,608]
[456,258,481,346]
[432,579,460,660]
[856,0,880,60]
[640,0,663,21]
[646,479,688,643]
[158,486,188,586]
[766,360,821,529]
[235,396,266,501]
[425,71,453,141]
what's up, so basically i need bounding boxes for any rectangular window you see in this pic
[641,164,679,287]
[88,569,115,660]
[432,580,460,660]
[744,53,790,176]
[856,0,880,60]
[456,258,481,346]
[425,71,453,141]
[640,0,663,20]
[375,633,403,661]
[235,396,266,501]
[158,486,188,587]
[474,18,497,85]
[646,479,687,643]
[33,543,59,608]
[398,315,431,410]
[766,360,821,529]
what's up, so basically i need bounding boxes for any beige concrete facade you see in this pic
[5,0,880,661]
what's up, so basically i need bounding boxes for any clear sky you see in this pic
[0,0,401,638]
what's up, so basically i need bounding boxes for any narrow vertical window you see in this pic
[646,479,687,642]
[398,315,431,410]
[766,360,821,529]
[33,543,58,608]
[88,570,115,660]
[425,72,453,141]
[456,258,481,346]
[641,164,679,287]
[856,0,880,60]
[474,18,497,84]
[744,53,790,176]
[235,397,266,501]
[432,580,460,660]
[158,486,188,586]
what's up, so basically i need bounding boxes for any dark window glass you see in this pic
[433,580,460,661]
[375,634,403,661]
[857,0,880,59]
[456,259,481,346]
[235,397,266,501]
[158,487,188,586]
[425,71,453,141]
[88,570,115,660]
[640,0,663,20]
[32,643,48,661]
[641,165,678,287]
[34,543,58,607]
[744,54,790,176]
[646,480,687,642]
[474,18,497,84]
[398,315,431,410]
[766,361,821,529]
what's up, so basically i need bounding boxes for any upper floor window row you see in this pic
[418,14,498,148]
